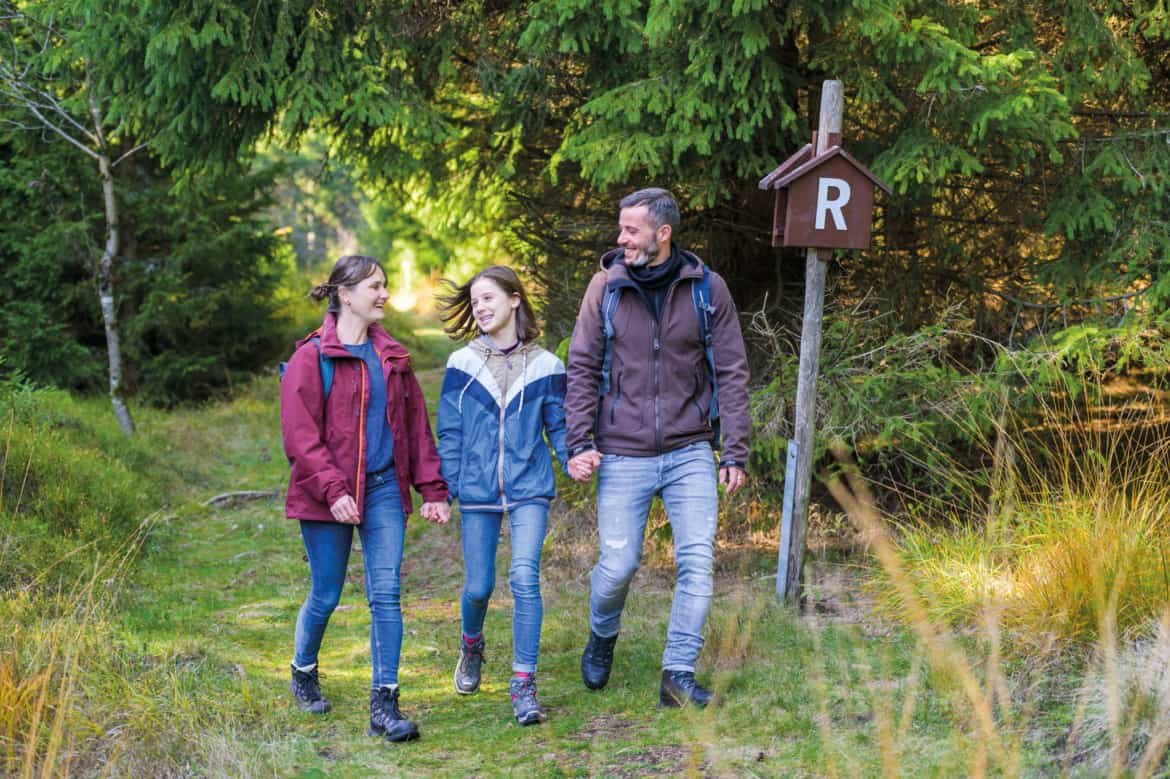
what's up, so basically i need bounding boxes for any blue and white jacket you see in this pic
[437,338,569,512]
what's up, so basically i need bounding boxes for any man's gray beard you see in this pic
[626,247,657,267]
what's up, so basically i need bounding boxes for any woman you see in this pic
[281,254,450,743]
[436,265,568,725]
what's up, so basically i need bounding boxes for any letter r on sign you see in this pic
[814,177,851,231]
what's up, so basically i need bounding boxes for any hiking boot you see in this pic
[659,670,714,708]
[368,686,420,742]
[289,664,331,714]
[454,635,484,695]
[510,674,547,725]
[581,631,618,690]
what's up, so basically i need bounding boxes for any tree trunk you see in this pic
[87,69,134,436]
[96,150,134,435]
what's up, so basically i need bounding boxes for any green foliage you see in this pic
[750,300,1170,503]
[118,165,294,406]
[0,381,151,590]
[750,307,1006,497]
[0,129,296,404]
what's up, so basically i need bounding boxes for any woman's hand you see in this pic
[329,494,360,524]
[420,501,450,525]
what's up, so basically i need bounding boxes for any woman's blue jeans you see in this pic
[460,503,548,673]
[293,469,405,689]
[590,441,719,673]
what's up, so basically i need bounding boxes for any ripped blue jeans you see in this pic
[293,468,405,689]
[589,441,719,672]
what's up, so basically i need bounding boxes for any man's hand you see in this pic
[329,494,360,524]
[568,450,603,482]
[420,501,450,524]
[718,466,747,496]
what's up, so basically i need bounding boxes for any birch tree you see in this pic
[0,0,145,434]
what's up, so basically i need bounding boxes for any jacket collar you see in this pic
[303,312,411,363]
[600,246,704,290]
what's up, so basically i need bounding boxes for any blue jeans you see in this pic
[590,441,718,672]
[293,469,405,689]
[460,503,548,673]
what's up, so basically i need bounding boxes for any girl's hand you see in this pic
[329,494,360,524]
[421,501,450,524]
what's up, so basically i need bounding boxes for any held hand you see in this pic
[719,466,747,496]
[330,494,360,524]
[568,450,602,482]
[421,501,450,525]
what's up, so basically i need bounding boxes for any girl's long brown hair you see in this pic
[436,265,540,342]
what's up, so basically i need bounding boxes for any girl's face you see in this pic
[341,267,389,326]
[470,277,520,339]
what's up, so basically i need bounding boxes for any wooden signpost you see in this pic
[758,80,890,604]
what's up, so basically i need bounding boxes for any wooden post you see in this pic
[777,80,843,604]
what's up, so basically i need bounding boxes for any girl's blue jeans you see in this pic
[293,468,405,688]
[459,503,548,673]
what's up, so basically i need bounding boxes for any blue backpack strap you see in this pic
[279,335,334,400]
[599,286,621,397]
[310,337,334,399]
[692,266,720,446]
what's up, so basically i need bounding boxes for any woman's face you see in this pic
[341,267,389,326]
[470,277,520,339]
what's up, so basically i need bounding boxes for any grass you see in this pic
[10,322,1170,775]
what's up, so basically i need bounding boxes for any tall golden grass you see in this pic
[1,516,153,778]
[840,380,1170,774]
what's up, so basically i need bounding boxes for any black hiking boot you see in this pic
[289,664,331,714]
[659,670,714,708]
[368,686,420,742]
[581,631,618,690]
[454,635,484,695]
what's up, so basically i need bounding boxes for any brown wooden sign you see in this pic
[759,143,890,250]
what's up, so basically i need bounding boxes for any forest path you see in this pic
[115,320,876,777]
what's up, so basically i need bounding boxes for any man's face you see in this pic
[618,206,664,267]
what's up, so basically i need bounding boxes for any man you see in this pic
[565,188,750,707]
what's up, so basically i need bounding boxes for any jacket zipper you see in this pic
[653,319,662,452]
[652,277,688,453]
[497,352,508,507]
[355,357,368,520]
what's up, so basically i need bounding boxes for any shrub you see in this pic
[0,373,155,590]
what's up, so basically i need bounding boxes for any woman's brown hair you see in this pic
[436,265,540,342]
[309,255,387,314]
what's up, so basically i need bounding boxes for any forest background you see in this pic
[3,0,1170,775]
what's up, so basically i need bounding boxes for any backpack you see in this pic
[599,265,721,448]
[278,336,334,398]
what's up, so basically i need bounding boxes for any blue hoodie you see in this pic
[437,338,569,511]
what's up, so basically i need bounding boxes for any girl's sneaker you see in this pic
[454,635,484,694]
[509,674,547,725]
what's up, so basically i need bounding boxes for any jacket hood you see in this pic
[299,312,411,362]
[469,337,543,359]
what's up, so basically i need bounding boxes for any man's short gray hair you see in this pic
[619,188,680,231]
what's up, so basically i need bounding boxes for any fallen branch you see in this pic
[204,490,279,507]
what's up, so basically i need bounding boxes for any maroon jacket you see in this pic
[281,313,448,522]
[566,248,750,468]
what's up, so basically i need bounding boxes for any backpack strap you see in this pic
[310,337,334,399]
[691,267,721,447]
[599,285,621,397]
[278,335,334,400]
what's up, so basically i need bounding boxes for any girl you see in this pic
[436,265,568,725]
[281,254,450,743]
